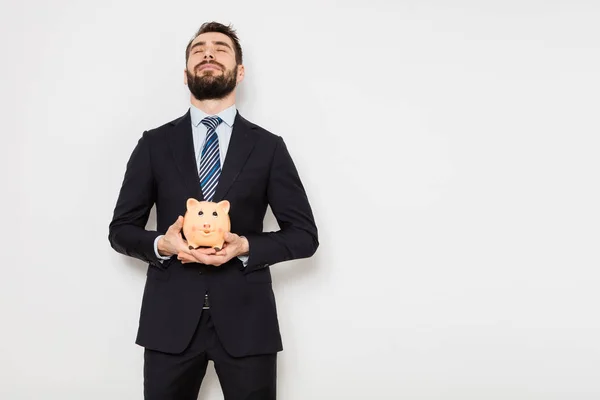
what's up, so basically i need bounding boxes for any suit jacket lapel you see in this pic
[213,111,257,202]
[169,110,204,200]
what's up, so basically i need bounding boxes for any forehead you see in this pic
[191,31,234,48]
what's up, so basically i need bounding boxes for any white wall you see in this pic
[1,1,599,399]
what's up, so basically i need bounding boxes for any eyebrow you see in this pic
[190,41,233,51]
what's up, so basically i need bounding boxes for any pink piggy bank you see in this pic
[182,198,231,251]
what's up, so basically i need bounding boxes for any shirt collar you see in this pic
[190,104,237,128]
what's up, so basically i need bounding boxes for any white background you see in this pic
[1,1,599,399]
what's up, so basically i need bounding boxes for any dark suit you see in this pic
[108,110,318,398]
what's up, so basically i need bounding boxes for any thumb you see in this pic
[173,216,184,229]
[224,231,235,242]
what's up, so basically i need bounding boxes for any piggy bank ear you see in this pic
[186,198,200,210]
[218,200,230,214]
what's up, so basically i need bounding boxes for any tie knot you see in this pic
[201,116,222,131]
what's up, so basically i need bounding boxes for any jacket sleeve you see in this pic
[108,131,164,267]
[243,136,319,273]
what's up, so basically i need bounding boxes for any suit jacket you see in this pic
[108,110,318,357]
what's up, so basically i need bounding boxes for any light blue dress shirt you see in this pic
[153,104,249,266]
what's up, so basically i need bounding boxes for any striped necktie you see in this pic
[199,116,223,202]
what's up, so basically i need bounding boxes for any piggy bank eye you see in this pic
[198,211,204,216]
[212,211,218,217]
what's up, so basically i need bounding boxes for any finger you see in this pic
[178,256,195,265]
[188,250,209,264]
[178,250,196,259]
[215,247,229,257]
[223,232,236,242]
[191,250,221,264]
[178,243,193,254]
[175,216,184,232]
[193,247,217,255]
[169,216,184,233]
[190,251,225,266]
[177,252,197,263]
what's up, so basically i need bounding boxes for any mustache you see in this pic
[195,61,225,72]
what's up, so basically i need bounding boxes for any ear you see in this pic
[183,69,188,85]
[236,64,245,84]
[186,198,199,210]
[218,200,230,214]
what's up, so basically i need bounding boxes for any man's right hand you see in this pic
[158,216,192,258]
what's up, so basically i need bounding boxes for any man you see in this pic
[108,22,318,400]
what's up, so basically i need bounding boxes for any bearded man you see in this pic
[108,21,319,400]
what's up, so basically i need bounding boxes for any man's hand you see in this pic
[157,216,192,258]
[179,232,249,266]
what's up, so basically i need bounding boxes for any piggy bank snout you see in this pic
[193,221,211,230]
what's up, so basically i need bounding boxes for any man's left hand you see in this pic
[178,232,249,266]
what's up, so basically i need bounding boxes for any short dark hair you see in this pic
[185,22,243,65]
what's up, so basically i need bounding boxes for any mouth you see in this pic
[198,64,222,72]
[201,230,214,235]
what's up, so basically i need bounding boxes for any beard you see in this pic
[186,62,238,101]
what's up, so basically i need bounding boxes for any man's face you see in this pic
[184,32,244,101]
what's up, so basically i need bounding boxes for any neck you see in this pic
[190,92,236,115]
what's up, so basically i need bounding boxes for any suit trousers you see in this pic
[143,309,277,400]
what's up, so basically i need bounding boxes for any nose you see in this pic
[203,49,215,60]
[203,223,211,229]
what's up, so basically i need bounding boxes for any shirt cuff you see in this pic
[154,235,172,261]
[237,255,249,268]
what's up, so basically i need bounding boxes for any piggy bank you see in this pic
[182,198,231,251]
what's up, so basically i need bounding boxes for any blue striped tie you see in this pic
[199,116,222,202]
